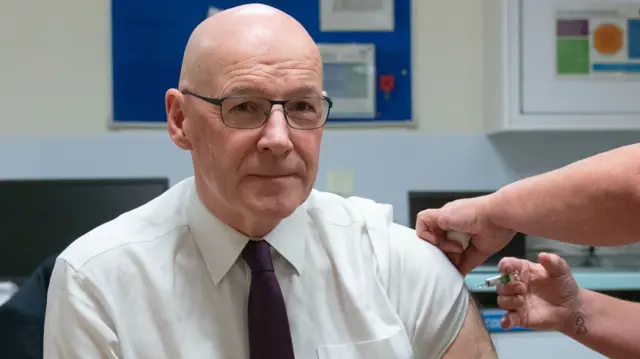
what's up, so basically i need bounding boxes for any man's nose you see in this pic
[257,108,293,156]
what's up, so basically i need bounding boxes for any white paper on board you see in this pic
[320,0,394,32]
[318,43,376,119]
[554,3,640,81]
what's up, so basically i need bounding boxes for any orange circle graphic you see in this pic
[594,23,623,55]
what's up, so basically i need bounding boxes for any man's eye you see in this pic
[234,102,252,111]
[290,101,314,112]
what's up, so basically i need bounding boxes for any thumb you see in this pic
[538,252,571,278]
[416,216,444,246]
[437,212,467,234]
[416,213,444,246]
[436,198,482,234]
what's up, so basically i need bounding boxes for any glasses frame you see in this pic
[180,89,333,130]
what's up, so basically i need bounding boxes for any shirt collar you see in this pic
[185,179,309,285]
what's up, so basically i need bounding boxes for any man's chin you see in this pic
[244,174,300,190]
[244,188,308,218]
[252,196,299,216]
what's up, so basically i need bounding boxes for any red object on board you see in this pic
[379,75,395,92]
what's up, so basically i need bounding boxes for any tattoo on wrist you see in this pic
[575,312,588,335]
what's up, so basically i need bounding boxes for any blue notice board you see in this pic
[111,1,412,127]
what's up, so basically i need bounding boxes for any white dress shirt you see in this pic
[44,177,469,359]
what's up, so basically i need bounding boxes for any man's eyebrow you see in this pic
[286,85,322,97]
[225,85,267,96]
[225,84,322,98]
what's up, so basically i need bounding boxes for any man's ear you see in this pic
[166,89,193,150]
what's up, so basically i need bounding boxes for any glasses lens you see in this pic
[221,97,272,129]
[220,97,329,129]
[285,98,329,129]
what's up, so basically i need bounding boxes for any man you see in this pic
[416,143,640,358]
[43,4,495,359]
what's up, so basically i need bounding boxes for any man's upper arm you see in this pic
[441,295,497,359]
[385,223,496,359]
[44,258,120,359]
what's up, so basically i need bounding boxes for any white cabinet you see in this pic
[484,0,640,133]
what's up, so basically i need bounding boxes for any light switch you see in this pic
[327,170,355,196]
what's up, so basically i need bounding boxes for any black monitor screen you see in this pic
[0,178,169,280]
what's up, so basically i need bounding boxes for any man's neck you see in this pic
[194,180,280,238]
[232,217,280,239]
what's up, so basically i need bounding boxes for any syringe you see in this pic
[477,270,520,289]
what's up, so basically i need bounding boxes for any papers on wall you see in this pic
[555,3,640,80]
[319,43,376,119]
[320,0,394,32]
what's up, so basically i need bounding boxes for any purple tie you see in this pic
[242,240,295,359]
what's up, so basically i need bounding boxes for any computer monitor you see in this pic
[0,178,169,281]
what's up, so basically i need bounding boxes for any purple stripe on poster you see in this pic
[557,19,589,36]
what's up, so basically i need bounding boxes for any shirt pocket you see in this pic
[315,328,413,359]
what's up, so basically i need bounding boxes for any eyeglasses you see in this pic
[181,89,333,130]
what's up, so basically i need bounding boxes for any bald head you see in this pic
[166,4,327,237]
[178,4,321,92]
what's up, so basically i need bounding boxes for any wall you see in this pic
[0,0,507,227]
[2,130,639,226]
[0,0,111,133]
[1,1,639,223]
[0,0,483,133]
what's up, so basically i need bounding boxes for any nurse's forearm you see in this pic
[560,288,640,359]
[488,144,640,246]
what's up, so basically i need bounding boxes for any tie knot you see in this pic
[242,240,274,272]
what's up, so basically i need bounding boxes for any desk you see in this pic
[467,266,640,292]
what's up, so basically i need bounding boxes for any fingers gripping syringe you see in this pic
[478,271,520,289]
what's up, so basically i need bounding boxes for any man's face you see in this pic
[180,47,324,224]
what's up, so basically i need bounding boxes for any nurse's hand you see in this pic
[415,195,516,275]
[496,253,582,332]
